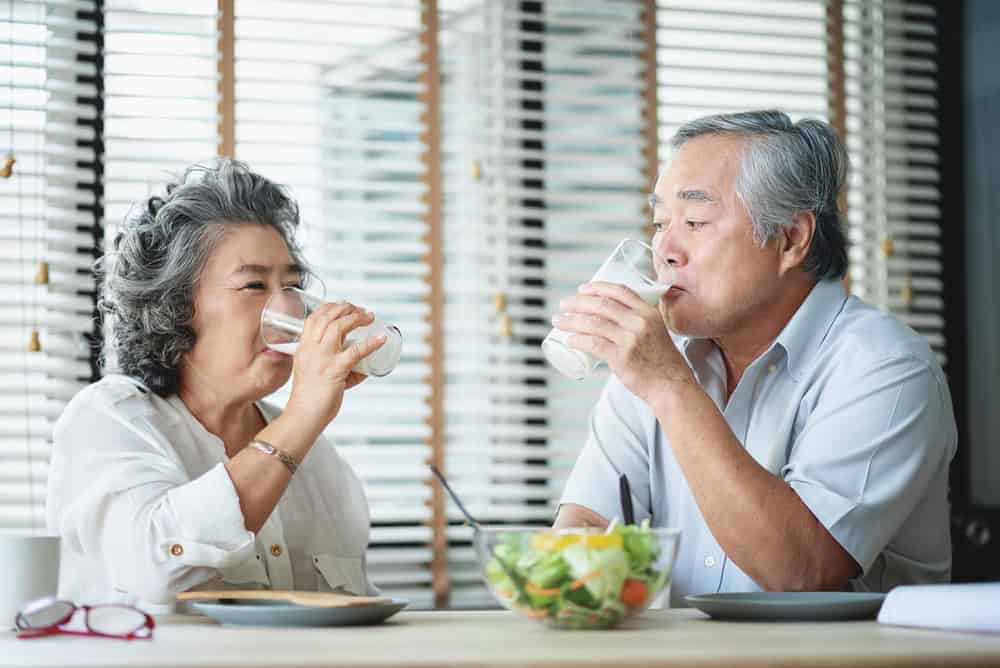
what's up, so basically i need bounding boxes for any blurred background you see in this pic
[1,0,996,608]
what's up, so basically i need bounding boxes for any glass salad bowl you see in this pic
[474,523,681,630]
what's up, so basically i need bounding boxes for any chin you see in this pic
[256,367,292,396]
[664,310,715,340]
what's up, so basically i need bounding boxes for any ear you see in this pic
[776,212,815,275]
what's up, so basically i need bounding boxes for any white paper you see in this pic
[877,583,1000,633]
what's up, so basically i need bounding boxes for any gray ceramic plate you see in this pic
[191,598,408,627]
[685,592,886,621]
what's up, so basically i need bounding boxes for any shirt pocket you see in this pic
[220,551,270,588]
[312,553,368,596]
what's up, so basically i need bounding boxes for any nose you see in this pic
[652,223,685,268]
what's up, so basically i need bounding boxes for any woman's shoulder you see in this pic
[56,374,169,435]
[65,374,153,411]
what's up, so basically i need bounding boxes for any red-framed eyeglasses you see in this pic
[15,596,154,641]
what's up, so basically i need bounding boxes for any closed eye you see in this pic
[241,281,267,290]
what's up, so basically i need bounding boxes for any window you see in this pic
[1,0,951,607]
[843,0,946,359]
[0,0,99,532]
[438,0,651,606]
[231,0,439,606]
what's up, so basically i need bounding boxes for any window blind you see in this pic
[232,0,438,608]
[3,0,952,603]
[0,0,99,533]
[656,0,829,147]
[438,0,651,607]
[842,0,945,359]
[102,0,219,240]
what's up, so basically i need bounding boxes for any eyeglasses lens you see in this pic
[17,600,75,630]
[88,605,148,635]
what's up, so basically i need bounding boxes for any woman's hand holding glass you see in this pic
[283,301,388,428]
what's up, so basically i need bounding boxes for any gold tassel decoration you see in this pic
[471,159,482,181]
[901,275,914,307]
[35,261,49,285]
[493,291,506,313]
[0,154,14,179]
[500,313,513,339]
[880,236,893,258]
[27,329,41,353]
[494,292,512,338]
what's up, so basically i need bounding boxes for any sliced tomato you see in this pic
[621,579,648,607]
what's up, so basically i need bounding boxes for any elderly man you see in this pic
[553,110,956,604]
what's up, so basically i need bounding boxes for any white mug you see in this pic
[0,535,60,630]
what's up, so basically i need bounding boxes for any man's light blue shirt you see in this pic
[560,279,957,605]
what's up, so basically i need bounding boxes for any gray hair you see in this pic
[97,159,313,397]
[666,109,848,280]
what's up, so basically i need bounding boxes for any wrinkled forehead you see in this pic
[204,224,298,276]
[651,134,747,211]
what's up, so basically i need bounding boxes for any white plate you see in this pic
[191,598,408,627]
[685,592,886,622]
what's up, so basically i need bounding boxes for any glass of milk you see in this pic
[260,287,402,377]
[542,238,672,380]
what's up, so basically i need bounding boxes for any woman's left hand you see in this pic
[552,281,696,404]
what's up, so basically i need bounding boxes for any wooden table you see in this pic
[3,608,1000,667]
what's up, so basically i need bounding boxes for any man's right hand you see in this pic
[553,503,610,531]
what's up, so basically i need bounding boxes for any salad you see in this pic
[483,520,671,629]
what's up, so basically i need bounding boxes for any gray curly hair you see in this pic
[665,109,849,280]
[98,159,313,397]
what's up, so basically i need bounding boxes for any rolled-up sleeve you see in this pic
[48,390,256,604]
[781,354,956,575]
[559,376,652,524]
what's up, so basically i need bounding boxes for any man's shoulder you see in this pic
[824,295,940,372]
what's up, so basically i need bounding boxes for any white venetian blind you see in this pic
[232,0,437,608]
[656,0,829,145]
[102,0,219,238]
[438,0,650,607]
[0,0,98,532]
[842,0,945,359]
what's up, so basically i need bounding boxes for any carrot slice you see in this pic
[567,570,601,590]
[525,583,561,597]
[514,605,551,618]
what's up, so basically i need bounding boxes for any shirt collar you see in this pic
[774,279,848,381]
[674,279,848,382]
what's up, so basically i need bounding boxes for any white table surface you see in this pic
[3,608,1000,668]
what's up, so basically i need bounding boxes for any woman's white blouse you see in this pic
[46,375,378,612]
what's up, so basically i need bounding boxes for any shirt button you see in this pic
[704,555,716,568]
[768,364,777,374]
[170,544,184,557]
[270,544,283,558]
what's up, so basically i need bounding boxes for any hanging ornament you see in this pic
[493,291,506,313]
[494,291,512,338]
[880,236,893,258]
[27,329,41,352]
[35,261,49,285]
[0,153,13,179]
[471,159,482,181]
[901,275,914,307]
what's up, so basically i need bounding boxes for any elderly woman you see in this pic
[46,159,386,610]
